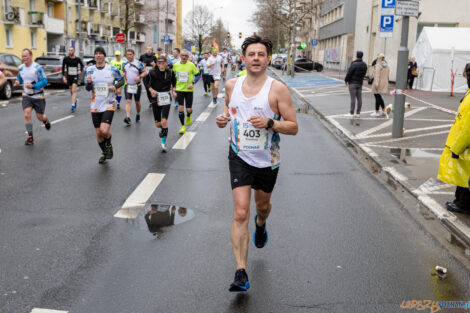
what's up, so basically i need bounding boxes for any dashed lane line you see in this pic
[40,115,74,127]
[114,173,165,219]
[31,309,68,313]
[172,132,197,150]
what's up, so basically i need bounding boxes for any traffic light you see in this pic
[227,32,230,38]
[239,32,242,39]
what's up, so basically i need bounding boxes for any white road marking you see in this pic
[0,100,8,107]
[359,144,378,157]
[416,194,456,221]
[114,173,165,219]
[41,115,74,127]
[31,309,68,313]
[358,124,452,139]
[367,130,450,145]
[325,116,355,139]
[355,107,427,139]
[172,131,197,150]
[383,166,408,181]
[196,112,210,122]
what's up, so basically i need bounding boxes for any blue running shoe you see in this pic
[253,214,268,249]
[229,269,250,292]
[213,98,217,104]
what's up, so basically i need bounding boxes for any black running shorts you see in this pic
[91,111,114,128]
[176,91,193,109]
[228,148,279,194]
[67,75,79,86]
[124,84,142,101]
[152,102,170,123]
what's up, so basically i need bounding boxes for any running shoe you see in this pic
[136,114,140,122]
[204,91,208,96]
[24,135,34,145]
[178,125,186,134]
[160,143,167,153]
[105,143,113,159]
[44,120,51,130]
[124,117,131,125]
[213,98,217,104]
[228,269,250,292]
[71,101,77,112]
[253,214,268,249]
[185,115,191,126]
[98,152,107,164]
[208,88,211,92]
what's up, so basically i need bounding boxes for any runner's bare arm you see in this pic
[216,78,236,128]
[249,81,297,135]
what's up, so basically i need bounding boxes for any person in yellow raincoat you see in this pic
[438,90,470,213]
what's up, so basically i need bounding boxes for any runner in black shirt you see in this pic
[139,46,158,108]
[62,46,84,112]
[144,56,176,152]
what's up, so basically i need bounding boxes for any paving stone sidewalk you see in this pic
[270,67,470,249]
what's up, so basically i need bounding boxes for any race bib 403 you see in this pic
[237,121,268,151]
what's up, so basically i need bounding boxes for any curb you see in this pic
[269,68,470,251]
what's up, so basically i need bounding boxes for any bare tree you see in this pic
[209,18,231,51]
[251,0,316,70]
[119,0,139,47]
[183,4,213,56]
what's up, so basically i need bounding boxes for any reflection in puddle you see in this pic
[144,204,195,236]
[390,148,441,164]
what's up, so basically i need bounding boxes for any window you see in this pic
[68,7,72,21]
[29,0,35,10]
[48,3,53,16]
[30,30,37,49]
[5,28,13,48]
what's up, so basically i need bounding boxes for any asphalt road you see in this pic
[1,71,470,313]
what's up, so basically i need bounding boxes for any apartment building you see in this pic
[141,0,177,53]
[296,0,323,61]
[0,0,152,58]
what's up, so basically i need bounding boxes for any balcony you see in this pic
[135,0,145,5]
[46,0,64,2]
[136,32,146,42]
[136,15,145,24]
[4,7,21,24]
[44,15,64,34]
[28,11,45,27]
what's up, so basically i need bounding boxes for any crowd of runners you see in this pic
[4,36,298,293]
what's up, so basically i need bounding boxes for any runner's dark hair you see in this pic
[241,36,273,56]
[126,49,135,54]
[173,48,180,53]
[22,48,33,56]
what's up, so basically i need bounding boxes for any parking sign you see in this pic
[382,0,396,9]
[380,0,395,38]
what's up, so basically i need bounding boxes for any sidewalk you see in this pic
[270,66,470,250]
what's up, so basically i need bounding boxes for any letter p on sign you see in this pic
[382,0,395,8]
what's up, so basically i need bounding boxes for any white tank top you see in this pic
[229,75,281,169]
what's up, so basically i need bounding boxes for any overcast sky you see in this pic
[182,0,258,49]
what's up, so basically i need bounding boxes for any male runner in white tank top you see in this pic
[216,36,298,292]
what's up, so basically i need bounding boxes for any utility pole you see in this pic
[392,15,410,138]
[290,0,297,78]
[165,0,169,53]
[77,0,82,58]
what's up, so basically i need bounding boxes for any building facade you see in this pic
[1,0,179,58]
[353,0,470,81]
[141,0,177,53]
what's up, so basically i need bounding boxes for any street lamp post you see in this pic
[291,0,297,78]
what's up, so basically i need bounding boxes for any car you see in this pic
[35,55,65,86]
[0,53,23,99]
[272,56,285,69]
[294,57,323,72]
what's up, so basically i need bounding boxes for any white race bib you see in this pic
[94,82,109,97]
[238,121,268,151]
[158,92,171,106]
[146,66,152,73]
[127,84,138,94]
[178,71,189,83]
[203,68,209,74]
[213,74,221,81]
[23,84,34,95]
[68,67,78,76]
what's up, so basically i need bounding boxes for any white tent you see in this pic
[412,27,470,93]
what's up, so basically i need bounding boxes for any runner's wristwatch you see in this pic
[266,118,274,130]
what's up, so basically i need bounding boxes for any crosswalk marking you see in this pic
[114,173,165,219]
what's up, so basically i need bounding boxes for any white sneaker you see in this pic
[380,111,387,117]
[370,112,380,117]
[354,114,360,118]
[349,113,354,118]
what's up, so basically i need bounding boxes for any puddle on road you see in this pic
[143,204,195,236]
[388,148,442,180]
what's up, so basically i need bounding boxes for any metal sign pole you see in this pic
[392,15,410,138]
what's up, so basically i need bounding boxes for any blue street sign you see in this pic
[380,15,394,33]
[154,25,157,44]
[381,0,395,9]
[311,39,318,47]
[163,35,170,43]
